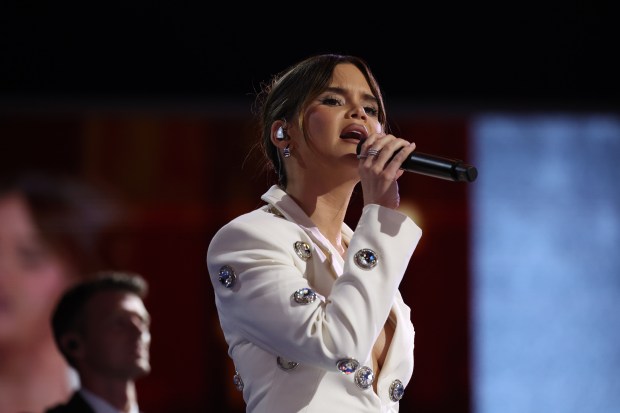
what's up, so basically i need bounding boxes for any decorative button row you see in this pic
[217,245,379,290]
[231,365,405,401]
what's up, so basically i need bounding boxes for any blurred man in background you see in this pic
[45,270,151,413]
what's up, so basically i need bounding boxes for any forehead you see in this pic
[0,194,46,252]
[0,194,36,235]
[85,290,146,318]
[329,63,372,92]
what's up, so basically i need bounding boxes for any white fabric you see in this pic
[207,185,422,413]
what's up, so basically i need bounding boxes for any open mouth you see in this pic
[340,131,365,141]
[340,123,368,142]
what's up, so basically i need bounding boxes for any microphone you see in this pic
[356,139,478,182]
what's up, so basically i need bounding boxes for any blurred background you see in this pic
[1,2,618,412]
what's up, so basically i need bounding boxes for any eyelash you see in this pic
[319,97,379,117]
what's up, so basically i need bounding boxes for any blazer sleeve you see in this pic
[206,204,421,371]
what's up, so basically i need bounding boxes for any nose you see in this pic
[130,322,151,346]
[128,315,150,337]
[348,103,368,120]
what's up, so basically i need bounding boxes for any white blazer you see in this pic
[206,185,422,412]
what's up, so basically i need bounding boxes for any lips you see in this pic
[340,124,368,141]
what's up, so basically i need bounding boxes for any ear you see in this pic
[270,121,288,148]
[61,333,82,356]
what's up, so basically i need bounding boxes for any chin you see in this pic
[133,362,151,377]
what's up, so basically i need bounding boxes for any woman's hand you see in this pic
[358,133,416,209]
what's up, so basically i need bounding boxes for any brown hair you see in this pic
[0,172,122,277]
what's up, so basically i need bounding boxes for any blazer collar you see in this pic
[261,185,354,275]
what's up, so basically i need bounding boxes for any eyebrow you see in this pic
[323,86,378,105]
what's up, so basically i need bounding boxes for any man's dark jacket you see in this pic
[45,392,95,413]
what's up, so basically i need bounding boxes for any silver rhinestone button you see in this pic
[336,358,360,375]
[218,265,236,288]
[354,366,374,390]
[233,371,244,391]
[277,356,299,371]
[292,287,317,304]
[389,379,405,401]
[294,241,312,260]
[354,248,378,269]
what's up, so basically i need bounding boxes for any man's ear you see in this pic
[61,333,82,355]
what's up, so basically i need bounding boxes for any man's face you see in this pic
[80,290,151,379]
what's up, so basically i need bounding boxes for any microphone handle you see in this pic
[356,139,478,183]
[400,152,478,182]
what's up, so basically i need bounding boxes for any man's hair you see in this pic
[51,270,149,365]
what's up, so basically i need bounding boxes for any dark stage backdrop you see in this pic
[0,103,473,413]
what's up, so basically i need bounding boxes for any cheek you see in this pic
[86,326,117,349]
[84,335,117,362]
[304,108,334,139]
[24,261,72,306]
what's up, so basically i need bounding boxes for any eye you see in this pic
[17,245,50,271]
[364,106,379,117]
[319,96,343,106]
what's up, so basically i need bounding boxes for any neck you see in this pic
[82,378,138,413]
[285,179,355,251]
[0,342,75,413]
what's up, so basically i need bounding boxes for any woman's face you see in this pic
[0,194,74,346]
[290,63,383,178]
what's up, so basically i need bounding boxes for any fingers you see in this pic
[367,147,381,157]
[358,133,416,209]
[358,133,416,171]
